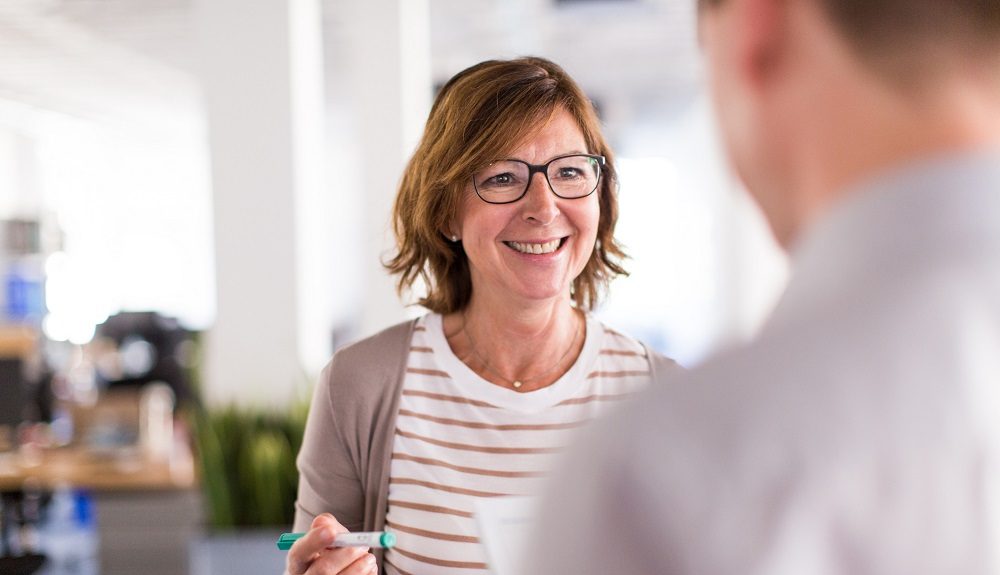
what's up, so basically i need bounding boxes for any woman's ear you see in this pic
[441,220,460,242]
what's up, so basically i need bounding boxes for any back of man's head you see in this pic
[700,0,1000,83]
[696,0,1000,247]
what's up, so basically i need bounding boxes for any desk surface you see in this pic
[0,444,196,492]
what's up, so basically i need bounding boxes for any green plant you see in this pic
[190,401,309,529]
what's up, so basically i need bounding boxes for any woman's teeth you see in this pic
[505,239,561,255]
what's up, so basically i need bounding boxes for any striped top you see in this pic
[383,313,653,575]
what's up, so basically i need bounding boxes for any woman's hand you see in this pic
[286,514,378,575]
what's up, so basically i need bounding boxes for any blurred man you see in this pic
[529,0,1000,573]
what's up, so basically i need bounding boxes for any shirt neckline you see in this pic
[769,149,1000,332]
[420,312,603,413]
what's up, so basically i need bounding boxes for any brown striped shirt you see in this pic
[383,313,652,575]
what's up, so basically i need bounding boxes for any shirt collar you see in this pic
[768,148,1000,330]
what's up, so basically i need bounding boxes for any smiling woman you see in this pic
[389,57,625,314]
[456,108,603,317]
[285,57,683,575]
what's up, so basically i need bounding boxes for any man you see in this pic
[529,0,1000,573]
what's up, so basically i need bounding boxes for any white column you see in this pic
[340,0,433,337]
[196,0,328,407]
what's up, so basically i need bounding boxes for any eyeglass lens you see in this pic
[473,155,601,203]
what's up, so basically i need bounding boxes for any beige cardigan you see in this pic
[292,318,680,568]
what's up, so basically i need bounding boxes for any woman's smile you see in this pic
[502,236,569,256]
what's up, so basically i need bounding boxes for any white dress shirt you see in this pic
[528,150,1000,574]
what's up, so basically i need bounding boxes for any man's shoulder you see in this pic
[614,321,846,444]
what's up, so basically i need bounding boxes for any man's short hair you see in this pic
[699,0,1000,81]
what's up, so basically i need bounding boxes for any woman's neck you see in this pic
[443,296,584,392]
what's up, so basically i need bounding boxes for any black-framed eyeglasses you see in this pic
[471,154,605,205]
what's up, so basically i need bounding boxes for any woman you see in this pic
[286,57,681,575]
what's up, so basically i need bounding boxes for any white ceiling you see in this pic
[0,0,703,135]
[425,0,702,108]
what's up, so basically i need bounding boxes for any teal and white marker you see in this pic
[276,531,396,551]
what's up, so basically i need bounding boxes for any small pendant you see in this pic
[512,381,523,389]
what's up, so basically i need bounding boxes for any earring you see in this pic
[450,235,459,242]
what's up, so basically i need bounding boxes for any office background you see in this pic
[0,0,787,407]
[0,1,786,572]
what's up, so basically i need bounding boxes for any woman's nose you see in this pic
[521,172,560,224]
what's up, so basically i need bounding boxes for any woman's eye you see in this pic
[555,167,583,179]
[485,173,517,187]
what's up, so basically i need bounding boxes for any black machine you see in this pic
[94,311,197,409]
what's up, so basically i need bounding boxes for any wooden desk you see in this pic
[0,325,36,358]
[0,446,197,491]
[0,445,201,575]
[0,445,195,492]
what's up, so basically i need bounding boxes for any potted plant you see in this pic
[188,401,308,575]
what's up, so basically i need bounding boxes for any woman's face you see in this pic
[455,107,601,308]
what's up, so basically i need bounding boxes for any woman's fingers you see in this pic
[303,547,373,575]
[286,514,347,574]
[311,513,343,531]
[339,553,378,575]
[288,514,378,575]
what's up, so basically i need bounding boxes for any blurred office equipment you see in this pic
[35,486,98,575]
[0,309,198,574]
[0,488,47,575]
[1,219,46,326]
[0,357,27,432]
[92,311,196,409]
[0,351,49,565]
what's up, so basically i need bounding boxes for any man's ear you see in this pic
[734,0,790,92]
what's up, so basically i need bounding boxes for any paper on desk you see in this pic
[474,496,540,575]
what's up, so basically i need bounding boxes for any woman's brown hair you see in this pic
[385,56,627,314]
